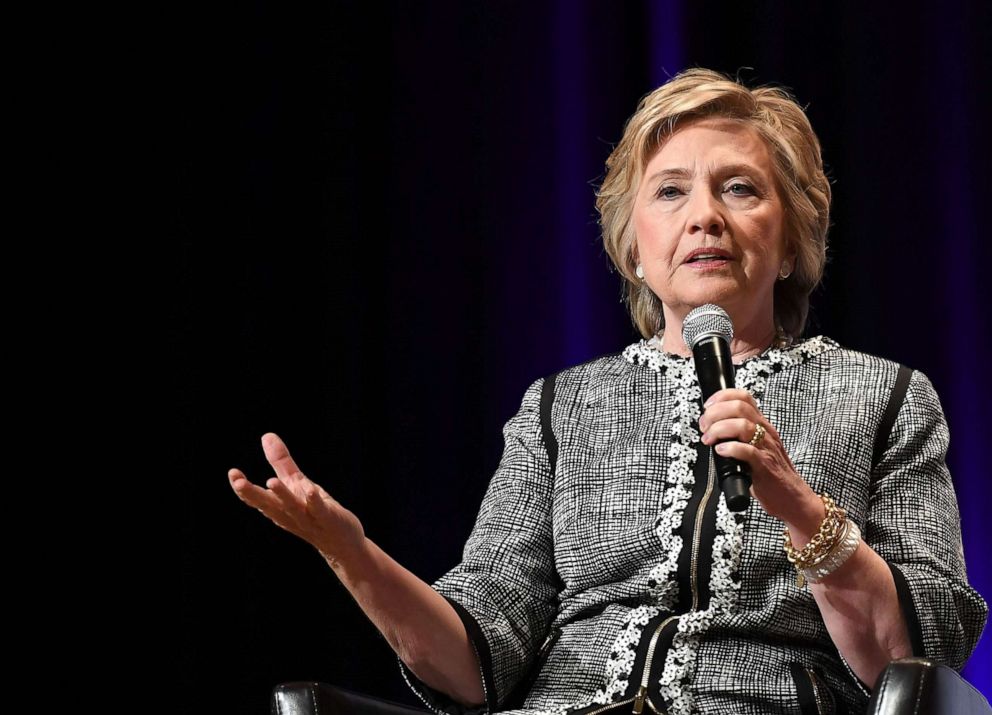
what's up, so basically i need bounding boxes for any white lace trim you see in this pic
[657,484,747,714]
[593,605,661,704]
[521,605,660,715]
[647,348,702,612]
[624,334,839,715]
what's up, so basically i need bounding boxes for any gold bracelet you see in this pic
[782,492,848,587]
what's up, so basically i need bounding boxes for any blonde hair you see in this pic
[595,68,831,340]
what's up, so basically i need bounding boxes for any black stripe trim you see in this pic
[442,595,499,713]
[789,663,820,715]
[646,617,680,706]
[540,373,558,477]
[871,365,913,471]
[676,445,717,612]
[886,561,926,658]
[565,611,675,715]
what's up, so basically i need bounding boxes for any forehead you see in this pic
[647,117,774,172]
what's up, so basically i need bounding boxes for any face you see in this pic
[633,117,792,331]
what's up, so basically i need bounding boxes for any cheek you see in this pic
[741,215,786,266]
[632,212,650,249]
[634,212,678,258]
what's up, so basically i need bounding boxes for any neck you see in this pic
[659,309,780,364]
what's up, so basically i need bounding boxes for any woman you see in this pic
[228,69,987,714]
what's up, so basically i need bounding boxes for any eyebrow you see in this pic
[646,164,770,185]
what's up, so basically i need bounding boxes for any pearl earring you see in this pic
[636,263,645,280]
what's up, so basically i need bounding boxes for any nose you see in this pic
[686,188,726,237]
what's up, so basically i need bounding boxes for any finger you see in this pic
[267,474,334,520]
[261,432,306,485]
[699,400,761,432]
[228,468,284,513]
[703,388,758,409]
[701,417,755,446]
[266,476,302,507]
[299,480,332,517]
[229,467,248,485]
[713,440,758,463]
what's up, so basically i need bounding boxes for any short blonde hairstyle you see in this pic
[595,68,831,340]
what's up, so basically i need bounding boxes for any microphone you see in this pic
[682,304,751,512]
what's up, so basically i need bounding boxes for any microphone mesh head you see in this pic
[682,304,734,348]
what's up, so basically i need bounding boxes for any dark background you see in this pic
[173,2,991,712]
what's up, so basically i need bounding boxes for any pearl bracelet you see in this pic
[802,519,862,585]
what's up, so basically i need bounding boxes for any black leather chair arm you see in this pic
[867,657,991,714]
[271,683,430,715]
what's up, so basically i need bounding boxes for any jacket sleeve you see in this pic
[865,368,988,670]
[397,376,562,714]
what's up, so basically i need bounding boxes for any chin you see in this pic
[682,286,743,311]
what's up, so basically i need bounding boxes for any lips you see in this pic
[684,248,733,264]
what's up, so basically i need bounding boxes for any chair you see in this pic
[272,658,991,715]
[866,658,991,715]
[270,683,428,715]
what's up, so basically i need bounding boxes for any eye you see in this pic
[726,182,756,196]
[656,185,683,200]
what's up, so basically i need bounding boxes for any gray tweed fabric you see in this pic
[398,335,987,715]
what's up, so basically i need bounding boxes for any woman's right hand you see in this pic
[228,432,366,569]
[231,434,484,706]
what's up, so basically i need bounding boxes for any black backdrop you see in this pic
[174,2,991,712]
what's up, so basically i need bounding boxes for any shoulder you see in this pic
[772,339,948,442]
[546,348,632,384]
[526,345,648,415]
[780,336,912,387]
[809,338,944,405]
[819,338,896,369]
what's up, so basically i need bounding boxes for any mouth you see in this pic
[684,248,733,266]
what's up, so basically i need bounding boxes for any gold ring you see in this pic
[748,422,766,447]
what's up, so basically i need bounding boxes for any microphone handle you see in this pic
[693,336,752,512]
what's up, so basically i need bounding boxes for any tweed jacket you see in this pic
[398,335,988,715]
